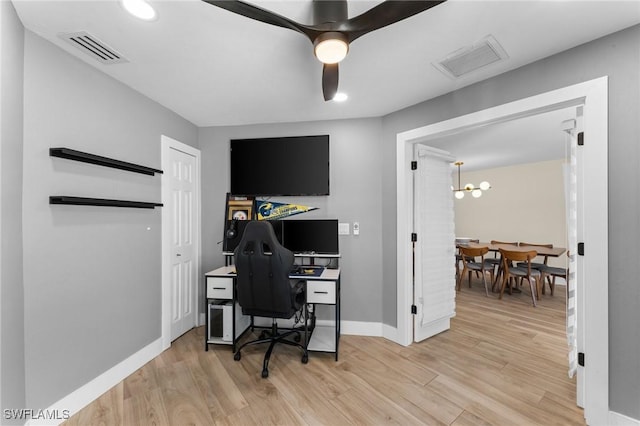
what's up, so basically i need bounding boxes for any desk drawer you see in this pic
[307,281,336,304]
[206,277,233,299]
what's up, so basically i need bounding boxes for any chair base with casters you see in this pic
[234,318,308,378]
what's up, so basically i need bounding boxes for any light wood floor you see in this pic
[64,276,584,425]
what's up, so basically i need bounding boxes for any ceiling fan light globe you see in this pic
[121,0,156,20]
[472,189,482,198]
[314,32,349,64]
[455,191,465,199]
[479,181,491,190]
[464,183,474,191]
[332,92,348,102]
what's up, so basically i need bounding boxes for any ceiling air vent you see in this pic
[434,35,508,79]
[59,31,128,65]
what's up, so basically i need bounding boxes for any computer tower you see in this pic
[208,301,250,342]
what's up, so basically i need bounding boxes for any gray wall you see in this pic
[21,32,198,409]
[199,118,384,322]
[0,0,26,420]
[380,24,640,420]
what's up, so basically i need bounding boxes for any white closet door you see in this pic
[413,146,456,342]
[169,146,198,341]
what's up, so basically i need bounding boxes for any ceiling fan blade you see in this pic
[203,0,321,41]
[343,0,447,42]
[322,63,339,101]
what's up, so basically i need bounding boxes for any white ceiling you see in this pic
[11,0,640,169]
[424,106,577,171]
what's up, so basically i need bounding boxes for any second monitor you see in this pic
[223,219,338,255]
[281,219,339,255]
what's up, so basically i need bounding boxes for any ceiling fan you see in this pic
[203,0,447,101]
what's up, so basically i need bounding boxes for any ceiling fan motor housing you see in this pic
[313,0,348,24]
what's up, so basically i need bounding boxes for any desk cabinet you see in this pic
[204,265,341,360]
[204,266,249,351]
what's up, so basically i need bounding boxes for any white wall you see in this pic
[454,160,567,268]
[199,118,384,323]
[21,32,198,410]
[0,0,26,420]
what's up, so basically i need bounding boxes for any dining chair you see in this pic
[455,239,479,281]
[498,248,542,307]
[457,245,492,296]
[486,240,518,290]
[538,251,569,296]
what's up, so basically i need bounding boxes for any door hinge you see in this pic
[411,305,417,314]
[411,233,418,242]
[578,242,584,256]
[578,352,585,367]
[411,161,417,170]
[578,131,584,146]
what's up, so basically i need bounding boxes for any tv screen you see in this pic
[281,219,339,255]
[230,135,330,196]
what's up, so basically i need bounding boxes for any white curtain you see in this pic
[414,147,456,332]
[563,127,578,378]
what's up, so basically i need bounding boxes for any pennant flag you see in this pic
[257,200,317,220]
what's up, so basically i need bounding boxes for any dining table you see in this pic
[456,241,567,293]
[465,241,567,258]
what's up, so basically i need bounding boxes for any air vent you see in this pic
[434,35,508,79]
[59,31,128,65]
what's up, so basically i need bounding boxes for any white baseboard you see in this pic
[340,320,383,336]
[26,338,164,426]
[609,411,640,426]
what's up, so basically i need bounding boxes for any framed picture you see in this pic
[226,196,254,220]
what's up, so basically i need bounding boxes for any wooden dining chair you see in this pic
[457,245,492,296]
[539,251,569,296]
[486,240,518,290]
[498,248,542,307]
[455,239,479,281]
[517,242,552,268]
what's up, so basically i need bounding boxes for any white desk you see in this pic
[204,265,341,360]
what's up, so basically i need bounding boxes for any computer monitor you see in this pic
[281,219,339,255]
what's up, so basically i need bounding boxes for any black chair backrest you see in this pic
[234,221,297,318]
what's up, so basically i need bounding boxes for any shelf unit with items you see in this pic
[204,266,250,351]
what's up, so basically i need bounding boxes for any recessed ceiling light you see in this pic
[121,0,157,21]
[333,93,348,102]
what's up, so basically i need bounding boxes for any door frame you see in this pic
[395,77,608,425]
[161,135,202,350]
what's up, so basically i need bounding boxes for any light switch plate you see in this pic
[338,222,350,235]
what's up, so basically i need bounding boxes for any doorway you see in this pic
[395,77,608,425]
[161,135,202,348]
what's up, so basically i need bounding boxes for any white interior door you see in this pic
[413,145,457,342]
[168,146,197,341]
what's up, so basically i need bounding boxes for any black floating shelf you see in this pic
[50,147,163,176]
[50,196,163,209]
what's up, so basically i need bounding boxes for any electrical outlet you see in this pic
[353,222,360,235]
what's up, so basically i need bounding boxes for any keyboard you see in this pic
[290,265,323,276]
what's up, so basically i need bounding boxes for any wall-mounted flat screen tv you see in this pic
[230,135,330,196]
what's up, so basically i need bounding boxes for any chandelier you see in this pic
[452,161,491,199]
